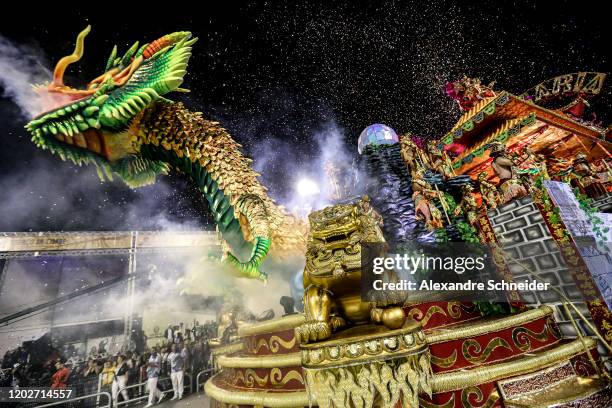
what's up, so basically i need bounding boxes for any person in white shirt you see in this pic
[111,355,129,406]
[165,325,174,343]
[167,344,187,400]
[145,347,164,408]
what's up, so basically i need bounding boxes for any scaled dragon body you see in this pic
[24,27,306,281]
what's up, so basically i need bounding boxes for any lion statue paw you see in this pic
[296,320,332,343]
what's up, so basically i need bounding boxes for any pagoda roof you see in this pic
[438,91,611,178]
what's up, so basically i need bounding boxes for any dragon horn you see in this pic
[52,25,91,86]
[142,31,192,59]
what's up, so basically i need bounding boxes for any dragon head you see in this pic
[25,26,197,186]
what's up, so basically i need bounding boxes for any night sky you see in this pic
[0,1,609,232]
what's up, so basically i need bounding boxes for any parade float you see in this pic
[204,76,612,407]
[21,27,612,407]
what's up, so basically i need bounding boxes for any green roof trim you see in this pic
[453,112,536,169]
[440,92,511,148]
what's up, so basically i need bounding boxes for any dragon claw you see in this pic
[224,236,272,282]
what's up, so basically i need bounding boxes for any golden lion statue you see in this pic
[296,196,407,343]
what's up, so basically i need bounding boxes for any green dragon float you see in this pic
[24,26,307,281]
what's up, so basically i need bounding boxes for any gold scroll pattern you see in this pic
[245,369,268,387]
[448,301,477,318]
[447,302,463,319]
[243,334,297,355]
[462,338,513,365]
[408,305,447,327]
[597,303,612,343]
[419,394,455,408]
[224,367,304,389]
[512,318,559,352]
[430,350,458,369]
[270,368,305,387]
[461,386,499,408]
[419,387,499,408]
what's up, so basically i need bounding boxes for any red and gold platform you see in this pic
[205,303,612,407]
[205,313,309,407]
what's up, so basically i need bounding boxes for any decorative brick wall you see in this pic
[592,192,612,213]
[487,196,609,359]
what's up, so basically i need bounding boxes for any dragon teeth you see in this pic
[117,105,130,117]
[92,94,109,106]
[76,121,89,131]
[64,122,75,136]
[74,133,87,148]
[83,106,99,116]
[111,109,123,120]
[127,99,142,110]
[86,118,100,128]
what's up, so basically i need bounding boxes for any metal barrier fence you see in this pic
[20,369,206,408]
[196,368,215,394]
[94,369,195,406]
[1,370,100,408]
[0,365,213,407]
[112,372,192,407]
[31,371,199,408]
[36,391,112,408]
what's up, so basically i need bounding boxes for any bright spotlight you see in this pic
[296,178,320,197]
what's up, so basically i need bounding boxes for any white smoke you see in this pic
[0,156,295,355]
[0,232,294,356]
[290,122,356,215]
[249,120,359,219]
[0,35,50,118]
[0,157,201,232]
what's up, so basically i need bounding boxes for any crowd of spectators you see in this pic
[1,322,216,407]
